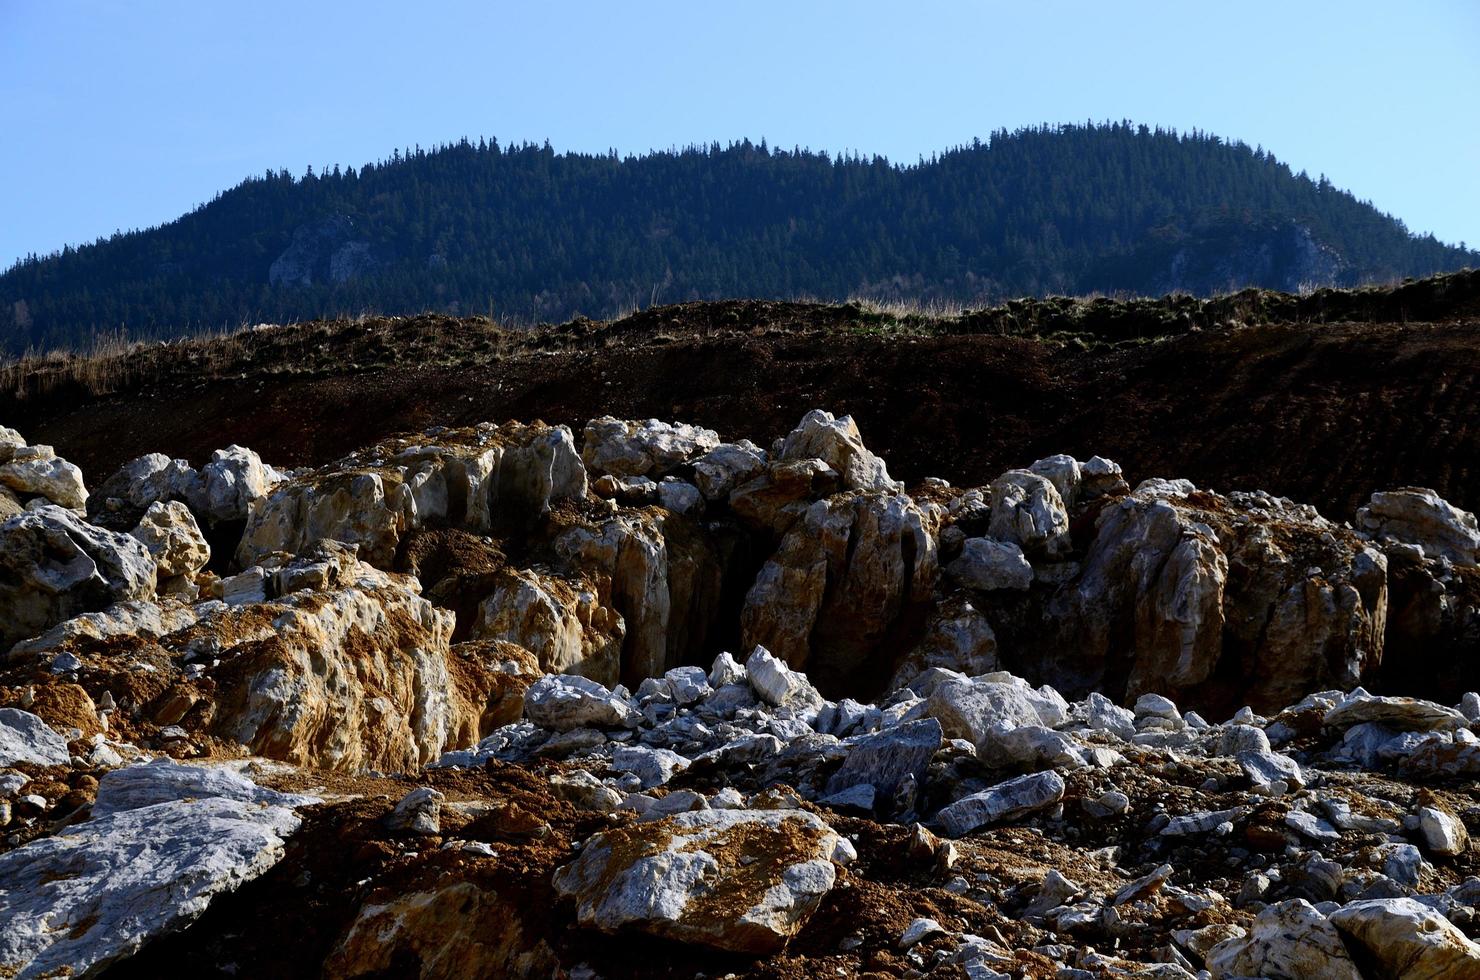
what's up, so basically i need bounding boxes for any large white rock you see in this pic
[0,447,88,510]
[922,673,1066,748]
[692,441,767,501]
[472,567,625,687]
[552,807,855,954]
[1328,897,1480,979]
[0,762,311,979]
[581,417,721,478]
[745,645,821,708]
[1417,806,1470,857]
[946,537,1034,591]
[95,453,201,511]
[935,771,1066,837]
[130,500,210,579]
[1206,899,1362,980]
[187,445,279,524]
[0,708,70,767]
[1357,487,1480,566]
[523,674,639,731]
[0,505,156,648]
[776,409,894,492]
[987,469,1070,558]
[1324,694,1468,732]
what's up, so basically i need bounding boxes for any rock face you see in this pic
[1357,487,1480,566]
[130,500,211,581]
[1040,483,1388,713]
[741,490,936,690]
[472,566,625,685]
[0,505,156,648]
[552,807,856,954]
[987,469,1071,559]
[238,422,585,567]
[0,761,311,980]
[581,417,721,478]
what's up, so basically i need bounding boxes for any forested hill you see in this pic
[3,122,1475,353]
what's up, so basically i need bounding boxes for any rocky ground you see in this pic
[1,390,1479,979]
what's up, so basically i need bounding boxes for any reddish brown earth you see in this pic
[9,271,1480,525]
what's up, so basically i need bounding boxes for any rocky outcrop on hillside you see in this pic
[0,413,1477,978]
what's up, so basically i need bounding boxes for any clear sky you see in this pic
[3,1,1478,269]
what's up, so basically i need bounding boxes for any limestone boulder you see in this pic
[238,422,586,568]
[1206,899,1362,980]
[95,452,202,512]
[523,674,639,731]
[472,566,625,686]
[987,469,1070,558]
[1357,487,1480,566]
[740,490,937,689]
[0,444,88,511]
[947,537,1033,591]
[0,708,70,767]
[581,416,721,478]
[0,505,156,648]
[555,509,724,686]
[553,807,856,954]
[1328,897,1480,979]
[776,409,894,492]
[692,441,768,501]
[187,445,281,525]
[888,596,1000,690]
[130,500,211,580]
[0,761,311,980]
[935,771,1066,837]
[1041,484,1388,714]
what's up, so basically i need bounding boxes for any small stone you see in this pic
[385,787,442,835]
[900,917,946,949]
[935,771,1065,838]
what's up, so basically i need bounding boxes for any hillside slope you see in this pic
[11,270,1480,522]
[3,123,1475,352]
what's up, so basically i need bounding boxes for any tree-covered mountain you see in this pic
[3,122,1474,353]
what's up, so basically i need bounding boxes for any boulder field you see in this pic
[0,412,1477,978]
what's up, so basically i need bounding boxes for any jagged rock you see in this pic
[935,771,1065,837]
[552,807,856,954]
[239,422,585,567]
[386,786,443,835]
[987,469,1070,558]
[1238,749,1306,792]
[555,508,723,686]
[946,537,1034,591]
[95,453,202,511]
[0,444,88,510]
[900,917,946,949]
[550,769,624,812]
[611,744,689,789]
[1324,693,1468,732]
[0,762,309,979]
[825,718,942,804]
[663,666,712,705]
[692,441,767,501]
[0,708,70,766]
[729,458,842,535]
[523,674,638,731]
[976,723,1089,771]
[1417,806,1469,857]
[324,881,559,979]
[1328,897,1480,978]
[1207,899,1362,980]
[1357,487,1480,566]
[188,445,279,524]
[472,567,625,686]
[130,500,210,579]
[922,672,1067,747]
[580,417,721,478]
[708,650,746,688]
[740,490,936,687]
[776,409,893,492]
[888,596,999,689]
[745,646,822,708]
[1042,482,1388,714]
[0,505,156,648]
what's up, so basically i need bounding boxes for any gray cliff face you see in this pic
[267,215,382,287]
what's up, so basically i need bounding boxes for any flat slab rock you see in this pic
[0,761,313,979]
[553,807,856,954]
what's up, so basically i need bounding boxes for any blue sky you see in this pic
[3,1,1478,268]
